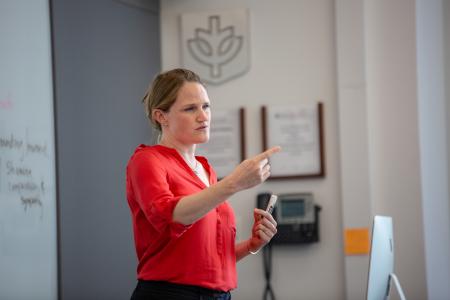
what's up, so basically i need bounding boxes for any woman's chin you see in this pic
[194,135,209,144]
[196,138,209,144]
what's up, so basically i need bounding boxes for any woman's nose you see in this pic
[197,109,209,121]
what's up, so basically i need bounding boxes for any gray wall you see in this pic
[446,0,450,218]
[51,0,160,298]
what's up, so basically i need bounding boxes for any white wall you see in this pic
[336,1,429,299]
[161,1,344,299]
[416,0,450,299]
[160,1,449,300]
[335,0,372,298]
[364,1,427,299]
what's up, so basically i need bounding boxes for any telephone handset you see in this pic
[257,192,321,244]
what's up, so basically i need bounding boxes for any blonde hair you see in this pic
[142,68,204,131]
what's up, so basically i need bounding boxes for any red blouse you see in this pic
[126,144,237,292]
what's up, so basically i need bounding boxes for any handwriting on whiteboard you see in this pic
[0,131,49,216]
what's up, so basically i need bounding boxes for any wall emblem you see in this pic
[180,10,250,85]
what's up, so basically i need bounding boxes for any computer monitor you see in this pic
[366,215,406,300]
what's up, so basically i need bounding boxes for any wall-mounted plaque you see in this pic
[262,103,325,179]
[180,10,250,85]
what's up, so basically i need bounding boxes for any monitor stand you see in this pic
[388,273,407,300]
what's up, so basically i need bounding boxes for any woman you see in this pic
[126,68,281,300]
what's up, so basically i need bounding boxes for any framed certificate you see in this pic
[261,102,325,179]
[196,107,246,179]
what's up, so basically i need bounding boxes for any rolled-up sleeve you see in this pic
[128,152,191,238]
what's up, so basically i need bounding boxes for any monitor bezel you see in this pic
[366,215,395,300]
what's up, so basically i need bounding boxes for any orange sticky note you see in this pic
[344,228,370,255]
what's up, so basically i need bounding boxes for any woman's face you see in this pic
[160,82,211,146]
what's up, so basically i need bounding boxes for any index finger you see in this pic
[254,146,281,161]
[254,208,277,226]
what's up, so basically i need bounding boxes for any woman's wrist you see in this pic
[247,239,260,255]
[218,175,239,195]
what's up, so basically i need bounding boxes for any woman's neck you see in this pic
[159,137,196,164]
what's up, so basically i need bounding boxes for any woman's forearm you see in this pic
[172,176,237,225]
[235,239,256,261]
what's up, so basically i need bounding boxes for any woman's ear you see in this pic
[152,109,167,127]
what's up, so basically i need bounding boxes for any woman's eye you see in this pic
[203,104,210,109]
[184,107,195,112]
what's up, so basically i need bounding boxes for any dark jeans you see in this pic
[131,280,232,300]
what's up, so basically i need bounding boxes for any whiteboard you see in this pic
[0,1,58,299]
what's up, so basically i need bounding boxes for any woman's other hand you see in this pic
[247,208,278,253]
